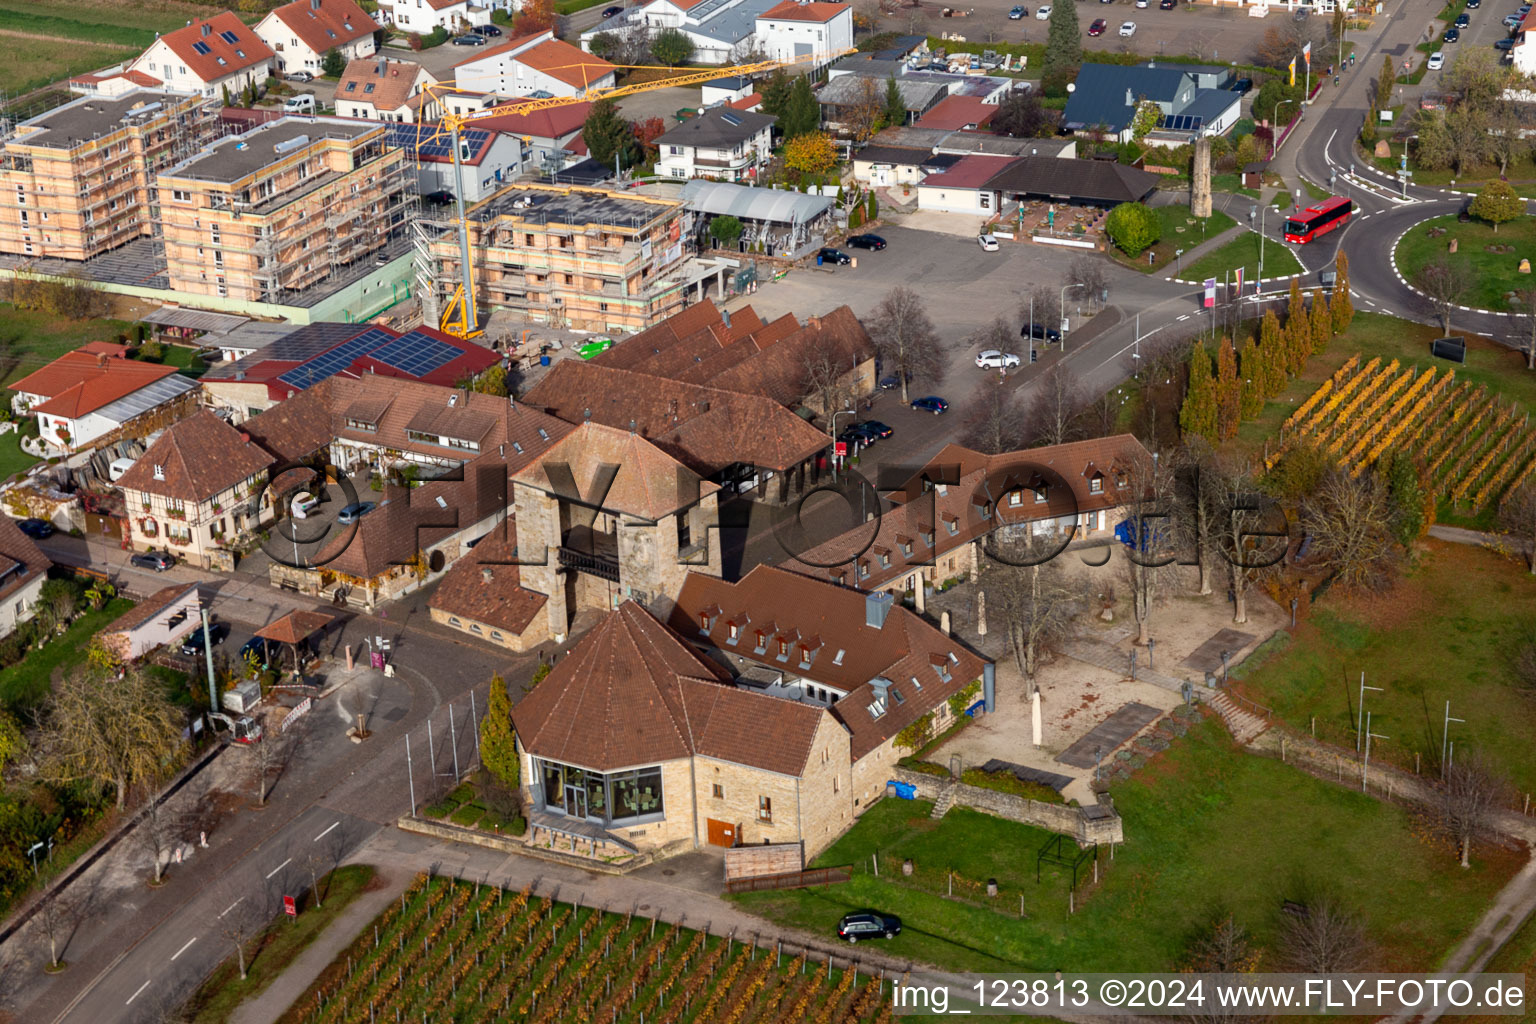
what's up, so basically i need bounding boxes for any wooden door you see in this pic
[706,818,739,847]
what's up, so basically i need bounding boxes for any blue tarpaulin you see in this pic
[887,781,917,800]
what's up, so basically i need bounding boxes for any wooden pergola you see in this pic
[255,610,336,676]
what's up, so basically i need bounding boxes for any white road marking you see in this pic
[1176,314,1190,322]
[126,980,151,1005]
[171,937,197,961]
[314,821,340,842]
[265,858,292,880]
[218,897,242,918]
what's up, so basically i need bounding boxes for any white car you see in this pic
[1427,50,1444,69]
[1036,4,1052,17]
[1119,20,1137,35]
[977,233,1000,251]
[976,350,1022,369]
[1136,0,1148,7]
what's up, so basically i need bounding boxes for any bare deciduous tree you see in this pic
[1068,256,1109,310]
[1172,440,1221,597]
[41,667,184,810]
[138,800,181,885]
[802,347,859,433]
[983,529,1083,691]
[1119,449,1175,646]
[1183,913,1263,1024]
[1414,254,1472,336]
[962,386,1030,455]
[1277,892,1373,974]
[1299,471,1400,592]
[1497,481,1536,572]
[1028,362,1085,448]
[846,77,883,143]
[1439,750,1508,868]
[866,287,945,403]
[35,890,80,971]
[1022,286,1062,334]
[252,721,301,807]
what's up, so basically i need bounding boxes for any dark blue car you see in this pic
[911,396,949,414]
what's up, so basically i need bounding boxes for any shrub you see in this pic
[1105,201,1161,256]
[960,768,1066,804]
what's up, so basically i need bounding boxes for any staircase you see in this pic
[930,784,957,820]
[1204,689,1272,746]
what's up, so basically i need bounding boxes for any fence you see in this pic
[723,865,853,893]
[404,693,482,815]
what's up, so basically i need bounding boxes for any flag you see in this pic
[1303,41,1312,66]
[1235,267,1245,295]
[1288,57,1296,86]
[1204,278,1217,308]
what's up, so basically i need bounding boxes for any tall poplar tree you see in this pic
[479,674,519,790]
[1285,278,1311,374]
[1259,309,1288,397]
[1238,336,1266,420]
[1043,1,1082,93]
[1216,336,1241,440]
[1180,340,1218,443]
[1310,288,1332,354]
[1332,251,1355,335]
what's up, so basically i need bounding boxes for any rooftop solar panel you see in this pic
[276,326,394,390]
[371,331,461,377]
[385,123,493,161]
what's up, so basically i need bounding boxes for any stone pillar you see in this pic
[976,589,988,636]
[940,609,951,635]
[914,576,926,614]
[1191,138,1213,218]
[1032,689,1043,748]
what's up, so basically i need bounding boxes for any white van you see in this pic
[283,94,316,115]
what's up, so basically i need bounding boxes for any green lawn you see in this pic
[0,5,158,47]
[1394,214,1536,312]
[0,36,137,95]
[183,865,377,1024]
[1181,230,1303,282]
[1232,543,1536,795]
[0,429,37,483]
[0,305,135,390]
[736,720,1516,974]
[0,597,134,712]
[1112,205,1236,275]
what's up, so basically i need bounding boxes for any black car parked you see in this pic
[15,518,54,540]
[837,911,902,942]
[817,247,853,265]
[181,622,229,656]
[847,234,887,250]
[1021,322,1063,343]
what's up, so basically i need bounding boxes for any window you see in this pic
[1090,475,1103,494]
[757,796,772,822]
[470,623,483,634]
[1034,486,1048,504]
[345,82,357,92]
[365,83,375,93]
[668,145,682,155]
[980,192,991,210]
[727,622,739,643]
[833,648,845,665]
[172,189,191,202]
[945,517,959,536]
[868,696,887,719]
[712,783,723,799]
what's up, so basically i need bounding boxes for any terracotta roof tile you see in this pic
[12,351,180,419]
[116,411,274,502]
[469,99,590,140]
[454,34,615,90]
[428,526,548,635]
[255,609,335,644]
[0,515,50,606]
[336,56,430,112]
[916,94,999,131]
[150,14,274,84]
[269,0,376,55]
[512,421,717,523]
[760,1,847,21]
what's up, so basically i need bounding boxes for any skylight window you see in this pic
[235,48,246,57]
[219,29,240,43]
[216,57,227,66]
[192,41,212,55]
[832,648,845,665]
[537,428,549,441]
[364,83,375,93]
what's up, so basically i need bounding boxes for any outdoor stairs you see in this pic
[930,784,957,820]
[1204,689,1271,746]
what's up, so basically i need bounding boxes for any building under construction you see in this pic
[0,89,219,262]
[156,117,412,303]
[416,182,694,334]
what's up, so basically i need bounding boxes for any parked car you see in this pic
[817,246,852,265]
[877,374,906,390]
[847,233,887,250]
[1427,50,1445,68]
[131,551,175,572]
[1229,76,1253,93]
[239,636,272,666]
[1009,4,1027,16]
[1088,17,1108,33]
[451,34,488,45]
[1467,0,1480,7]
[337,501,377,524]
[838,911,901,942]
[1442,26,1460,41]
[976,350,1022,369]
[181,622,230,656]
[472,23,503,34]
[15,518,53,540]
[1035,3,1051,17]
[862,421,895,439]
[911,396,949,414]
[1119,20,1137,35]
[977,233,1000,251]
[602,4,625,15]
[284,71,315,83]
[1503,13,1522,26]
[1455,12,1471,25]
[1022,322,1063,343]
[837,425,879,448]
[1495,36,1517,49]
[1160,0,1177,8]
[1136,0,1147,7]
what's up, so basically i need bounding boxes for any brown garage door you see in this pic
[706,819,740,847]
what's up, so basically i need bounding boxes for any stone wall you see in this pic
[886,766,1124,845]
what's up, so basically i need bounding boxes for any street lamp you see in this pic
[1059,282,1085,350]
[1441,701,1465,778]
[1272,99,1294,159]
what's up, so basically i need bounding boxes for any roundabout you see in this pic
[1392,214,1536,315]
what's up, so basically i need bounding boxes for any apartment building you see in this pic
[424,183,692,332]
[0,89,218,261]
[156,117,411,302]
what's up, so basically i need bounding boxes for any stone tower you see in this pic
[1191,138,1213,218]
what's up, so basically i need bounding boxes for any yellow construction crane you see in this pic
[419,47,856,340]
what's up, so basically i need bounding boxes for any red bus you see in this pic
[1283,196,1354,243]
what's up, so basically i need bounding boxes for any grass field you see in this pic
[0,429,35,483]
[0,36,139,96]
[736,719,1517,974]
[1112,205,1236,275]
[183,866,378,1024]
[0,597,134,712]
[0,305,135,390]
[1232,542,1536,795]
[1394,214,1536,313]
[1181,230,1304,282]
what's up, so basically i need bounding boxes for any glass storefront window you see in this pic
[535,759,664,824]
[541,761,564,811]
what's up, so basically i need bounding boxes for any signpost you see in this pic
[284,895,297,917]
[834,441,848,458]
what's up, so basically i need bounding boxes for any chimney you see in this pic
[377,58,387,76]
[201,23,212,36]
[96,352,107,368]
[481,567,494,584]
[865,590,893,629]
[311,0,321,9]
[870,675,891,699]
[721,308,731,329]
[807,315,821,330]
[982,662,996,712]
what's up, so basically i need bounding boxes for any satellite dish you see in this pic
[1067,83,1076,92]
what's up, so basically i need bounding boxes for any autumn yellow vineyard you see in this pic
[1272,355,1536,511]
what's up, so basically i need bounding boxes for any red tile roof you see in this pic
[457,36,615,90]
[153,13,274,84]
[428,525,548,636]
[70,69,164,88]
[440,98,589,141]
[115,410,274,502]
[728,92,763,112]
[916,94,998,131]
[917,153,1018,190]
[760,0,847,21]
[513,601,826,775]
[669,566,988,761]
[269,0,376,55]
[337,56,429,112]
[11,350,180,420]
[0,515,50,607]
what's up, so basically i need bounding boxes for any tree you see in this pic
[1277,892,1373,974]
[707,214,744,248]
[218,885,259,980]
[783,131,836,177]
[992,89,1047,138]
[1237,337,1265,421]
[1284,277,1311,374]
[1309,287,1331,354]
[1383,450,1428,545]
[137,800,180,885]
[1179,339,1218,443]
[1184,913,1264,1024]
[866,287,945,403]
[780,75,820,139]
[1104,201,1160,257]
[0,710,22,775]
[1120,449,1175,646]
[1438,750,1506,867]
[1258,309,1287,397]
[801,346,857,429]
[631,116,667,158]
[471,364,509,397]
[650,27,694,66]
[322,47,346,78]
[479,674,518,790]
[42,667,184,810]
[1067,256,1108,309]
[515,0,555,34]
[35,890,80,972]
[1300,471,1400,592]
[983,529,1083,688]
[1497,482,1536,572]
[1253,15,1329,69]
[760,69,792,120]
[1215,336,1240,441]
[1210,456,1286,623]
[581,98,640,169]
[1469,179,1524,232]
[1414,253,1471,336]
[1042,0,1082,94]
[1028,362,1085,447]
[963,381,1030,454]
[1444,46,1512,110]
[845,76,883,142]
[586,30,622,61]
[1377,53,1395,110]
[1331,250,1354,335]
[1130,98,1161,142]
[883,76,906,128]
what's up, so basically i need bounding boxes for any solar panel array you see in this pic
[1157,114,1205,133]
[276,327,394,390]
[219,29,240,43]
[371,330,462,377]
[384,123,494,162]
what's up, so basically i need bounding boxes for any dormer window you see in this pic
[698,613,711,632]
[1034,486,1048,504]
[933,656,953,683]
[1115,471,1127,488]
[922,529,935,547]
[979,501,992,519]
[777,638,789,657]
[878,550,891,568]
[1089,474,1104,494]
[798,645,815,669]
[900,538,914,557]
[1008,489,1023,507]
[727,621,740,644]
[753,630,767,654]
[857,560,870,579]
[944,517,959,536]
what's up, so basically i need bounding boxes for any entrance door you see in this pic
[706,818,739,847]
[566,783,588,820]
